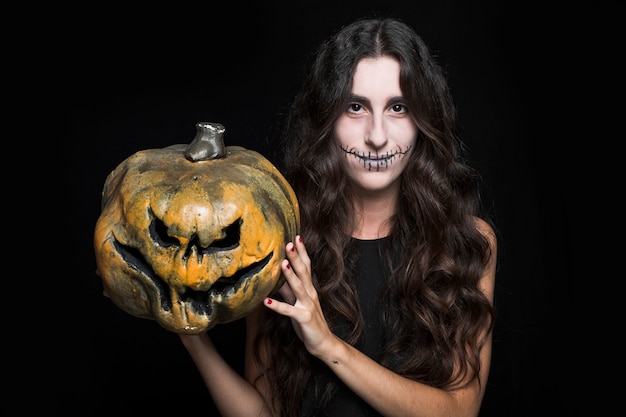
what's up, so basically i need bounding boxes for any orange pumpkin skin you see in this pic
[94,127,299,334]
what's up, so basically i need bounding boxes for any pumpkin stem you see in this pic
[185,122,227,161]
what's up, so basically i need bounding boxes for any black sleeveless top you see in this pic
[298,237,389,417]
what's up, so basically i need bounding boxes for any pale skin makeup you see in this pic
[177,55,497,417]
[335,56,417,197]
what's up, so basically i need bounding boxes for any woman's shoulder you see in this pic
[472,216,497,247]
[472,216,497,298]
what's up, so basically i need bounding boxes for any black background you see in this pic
[61,1,574,415]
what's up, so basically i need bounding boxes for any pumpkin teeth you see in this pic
[181,287,214,316]
[179,251,273,316]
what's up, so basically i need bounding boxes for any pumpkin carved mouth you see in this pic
[112,212,273,317]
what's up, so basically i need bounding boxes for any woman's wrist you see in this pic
[314,333,347,365]
[179,332,212,351]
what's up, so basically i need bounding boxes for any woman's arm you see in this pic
[264,225,497,417]
[179,312,274,417]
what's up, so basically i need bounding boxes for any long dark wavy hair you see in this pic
[253,17,496,417]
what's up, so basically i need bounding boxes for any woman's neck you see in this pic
[351,187,398,240]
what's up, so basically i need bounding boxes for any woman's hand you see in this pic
[263,236,336,357]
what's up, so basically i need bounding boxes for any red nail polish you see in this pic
[290,244,295,252]
[286,262,291,269]
[266,298,272,305]
[298,236,303,243]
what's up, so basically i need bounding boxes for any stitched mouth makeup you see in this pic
[339,145,412,171]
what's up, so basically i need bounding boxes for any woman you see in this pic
[180,17,497,417]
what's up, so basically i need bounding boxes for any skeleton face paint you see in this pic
[334,56,417,193]
[339,145,412,171]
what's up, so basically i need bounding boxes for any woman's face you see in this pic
[334,56,417,195]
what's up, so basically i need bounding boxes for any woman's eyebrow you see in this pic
[348,94,405,107]
[386,96,405,106]
[349,94,371,107]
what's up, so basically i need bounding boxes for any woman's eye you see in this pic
[390,104,408,114]
[348,103,363,113]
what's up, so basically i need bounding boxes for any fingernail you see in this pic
[298,235,303,243]
[266,298,272,305]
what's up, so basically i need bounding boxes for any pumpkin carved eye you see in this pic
[94,122,300,333]
[149,211,242,253]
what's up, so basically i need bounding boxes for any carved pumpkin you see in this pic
[94,122,299,334]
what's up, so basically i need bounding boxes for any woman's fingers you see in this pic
[278,280,296,305]
[285,237,308,266]
[281,258,306,296]
[266,235,316,313]
[284,236,314,290]
[293,235,310,264]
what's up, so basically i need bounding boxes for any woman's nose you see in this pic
[364,116,388,149]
